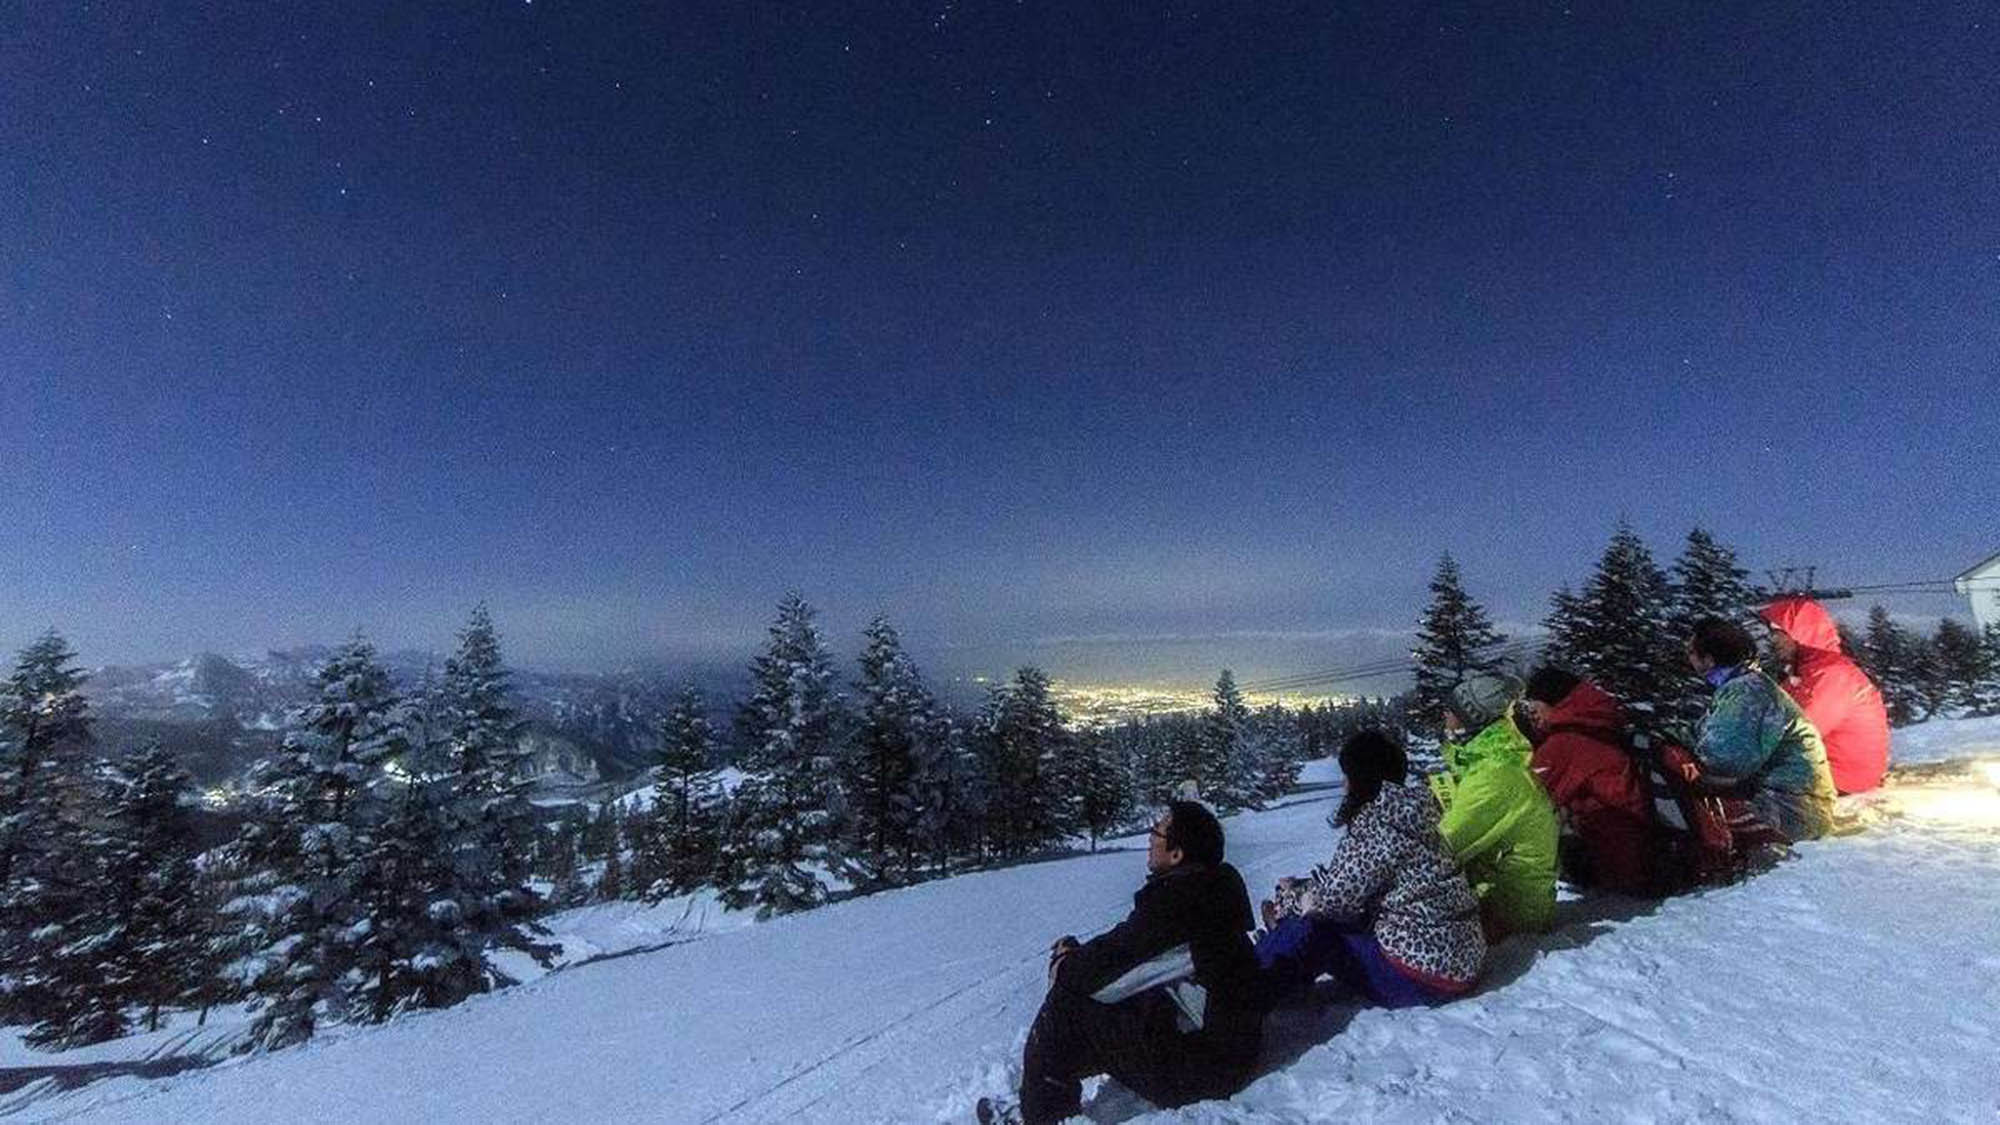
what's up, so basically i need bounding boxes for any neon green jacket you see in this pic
[1428,714,1558,936]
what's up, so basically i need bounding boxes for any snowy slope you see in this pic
[1884,713,2000,766]
[21,722,2000,1124]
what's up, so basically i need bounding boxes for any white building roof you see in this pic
[1955,549,2000,591]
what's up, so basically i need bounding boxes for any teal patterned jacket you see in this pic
[1693,665,1838,841]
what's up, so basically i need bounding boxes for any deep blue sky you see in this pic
[5,2,1995,681]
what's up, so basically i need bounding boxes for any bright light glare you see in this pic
[1982,761,2000,790]
[1892,782,2000,829]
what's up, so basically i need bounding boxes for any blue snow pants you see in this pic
[1253,914,1453,1009]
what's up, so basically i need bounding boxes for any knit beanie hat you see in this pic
[1448,672,1525,728]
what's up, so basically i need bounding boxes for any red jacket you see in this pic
[1529,681,1653,895]
[1758,597,1890,794]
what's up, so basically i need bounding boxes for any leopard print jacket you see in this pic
[1273,781,1485,987]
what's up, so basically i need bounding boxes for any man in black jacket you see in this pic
[1008,800,1263,1124]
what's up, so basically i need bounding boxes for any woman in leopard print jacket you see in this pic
[1255,730,1487,1005]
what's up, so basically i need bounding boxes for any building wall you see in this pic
[1973,582,1999,631]
[1960,565,2000,631]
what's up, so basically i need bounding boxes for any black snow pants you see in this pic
[1017,985,1257,1125]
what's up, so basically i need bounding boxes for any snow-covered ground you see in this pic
[1879,712,2000,766]
[13,720,2000,1123]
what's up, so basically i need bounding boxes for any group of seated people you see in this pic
[984,598,1892,1124]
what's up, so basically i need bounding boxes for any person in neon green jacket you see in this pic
[1427,674,1558,938]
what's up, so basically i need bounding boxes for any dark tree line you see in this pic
[1412,524,1760,744]
[0,611,554,1052]
[1853,608,2000,725]
[0,599,1334,1053]
[1414,523,2000,742]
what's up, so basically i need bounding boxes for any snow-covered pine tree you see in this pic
[637,684,724,898]
[1859,606,1921,726]
[0,632,93,972]
[844,617,934,884]
[1932,618,1988,716]
[910,712,979,874]
[723,594,849,918]
[99,742,207,1034]
[972,668,1072,858]
[544,813,585,908]
[1118,720,1182,807]
[1668,528,1757,626]
[348,732,483,1022]
[1197,670,1253,811]
[15,806,121,1047]
[0,632,99,1033]
[597,827,625,901]
[1538,584,1586,672]
[575,802,614,861]
[234,634,407,1050]
[437,605,538,905]
[349,670,554,1025]
[1245,702,1305,805]
[1561,524,1680,739]
[1976,624,2000,716]
[1667,528,1757,729]
[1905,630,1948,721]
[1067,729,1130,853]
[1412,554,1508,731]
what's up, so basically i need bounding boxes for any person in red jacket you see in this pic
[1757,596,1891,794]
[1520,667,1657,896]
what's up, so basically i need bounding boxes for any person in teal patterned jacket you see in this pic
[1684,616,1837,843]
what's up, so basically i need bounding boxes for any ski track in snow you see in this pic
[17,723,2000,1124]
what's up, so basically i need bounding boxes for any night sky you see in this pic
[7,2,1996,681]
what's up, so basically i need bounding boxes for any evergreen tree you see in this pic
[1538,584,1586,672]
[580,803,620,861]
[844,618,934,883]
[1977,624,2000,716]
[15,811,120,1047]
[1860,606,1922,726]
[1556,524,1680,738]
[637,684,724,898]
[1412,555,1507,731]
[597,825,625,901]
[345,679,554,1025]
[1906,632,1949,721]
[1245,703,1306,805]
[0,632,93,967]
[1067,729,1131,852]
[348,752,481,1021]
[189,850,246,1026]
[723,594,848,918]
[234,634,407,1050]
[1667,528,1757,729]
[544,814,585,908]
[1116,720,1178,809]
[1197,670,1253,811]
[102,743,207,1034]
[437,605,537,902]
[972,668,1072,857]
[0,632,97,1032]
[1933,619,1989,716]
[909,713,977,874]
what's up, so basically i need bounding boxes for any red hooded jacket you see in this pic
[1758,597,1890,794]
[1529,681,1654,895]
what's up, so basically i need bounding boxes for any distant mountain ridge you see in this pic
[79,649,746,799]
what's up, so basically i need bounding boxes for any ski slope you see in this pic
[21,717,2000,1123]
